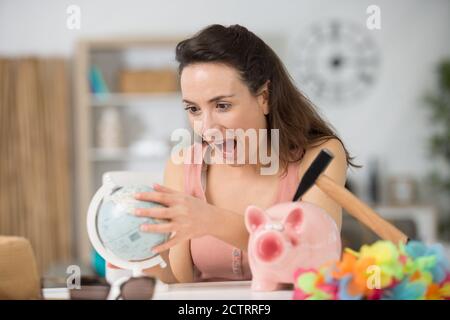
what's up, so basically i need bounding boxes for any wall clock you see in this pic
[289,19,381,105]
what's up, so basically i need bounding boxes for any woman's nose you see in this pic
[198,114,222,141]
[203,128,223,142]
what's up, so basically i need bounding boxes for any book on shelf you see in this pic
[89,66,110,96]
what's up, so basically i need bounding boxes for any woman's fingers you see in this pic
[151,235,181,254]
[135,207,172,219]
[152,183,177,194]
[140,222,175,234]
[134,191,174,206]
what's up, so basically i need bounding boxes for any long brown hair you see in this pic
[175,24,361,176]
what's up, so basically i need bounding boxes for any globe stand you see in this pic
[105,267,155,300]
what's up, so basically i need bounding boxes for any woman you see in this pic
[113,24,359,283]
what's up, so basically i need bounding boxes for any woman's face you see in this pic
[180,62,269,165]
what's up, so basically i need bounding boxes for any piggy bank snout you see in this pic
[256,232,289,262]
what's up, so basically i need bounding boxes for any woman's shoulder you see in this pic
[305,138,346,159]
[163,146,190,192]
[294,138,348,229]
[164,143,206,192]
[297,138,347,180]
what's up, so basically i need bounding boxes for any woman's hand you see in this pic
[134,183,215,254]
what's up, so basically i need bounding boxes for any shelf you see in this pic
[90,148,168,162]
[90,92,182,107]
[75,36,185,266]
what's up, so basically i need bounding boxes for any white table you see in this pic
[42,280,294,300]
[153,280,293,300]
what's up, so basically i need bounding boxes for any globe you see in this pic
[94,185,170,262]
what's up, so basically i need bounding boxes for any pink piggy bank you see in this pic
[245,201,342,291]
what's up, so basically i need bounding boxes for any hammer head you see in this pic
[292,148,334,201]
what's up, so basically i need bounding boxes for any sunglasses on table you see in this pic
[68,275,156,300]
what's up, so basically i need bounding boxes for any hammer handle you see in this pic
[315,175,408,244]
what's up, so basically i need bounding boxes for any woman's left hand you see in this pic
[134,183,215,254]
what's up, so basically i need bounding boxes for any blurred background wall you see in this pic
[0,0,449,278]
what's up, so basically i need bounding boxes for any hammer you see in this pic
[292,149,409,245]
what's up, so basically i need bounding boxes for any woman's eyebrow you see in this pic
[182,94,235,105]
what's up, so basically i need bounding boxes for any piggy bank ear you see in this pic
[283,207,303,233]
[245,205,267,232]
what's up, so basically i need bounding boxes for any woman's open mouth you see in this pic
[203,138,238,159]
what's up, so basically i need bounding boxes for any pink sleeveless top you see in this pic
[183,142,302,282]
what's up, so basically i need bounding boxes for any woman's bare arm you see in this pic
[163,154,195,283]
[297,138,348,230]
[207,206,249,251]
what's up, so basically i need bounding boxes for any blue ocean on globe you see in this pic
[96,185,169,262]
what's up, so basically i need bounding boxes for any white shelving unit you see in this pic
[74,37,188,265]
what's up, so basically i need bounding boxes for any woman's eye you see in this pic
[216,103,231,111]
[184,106,200,114]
